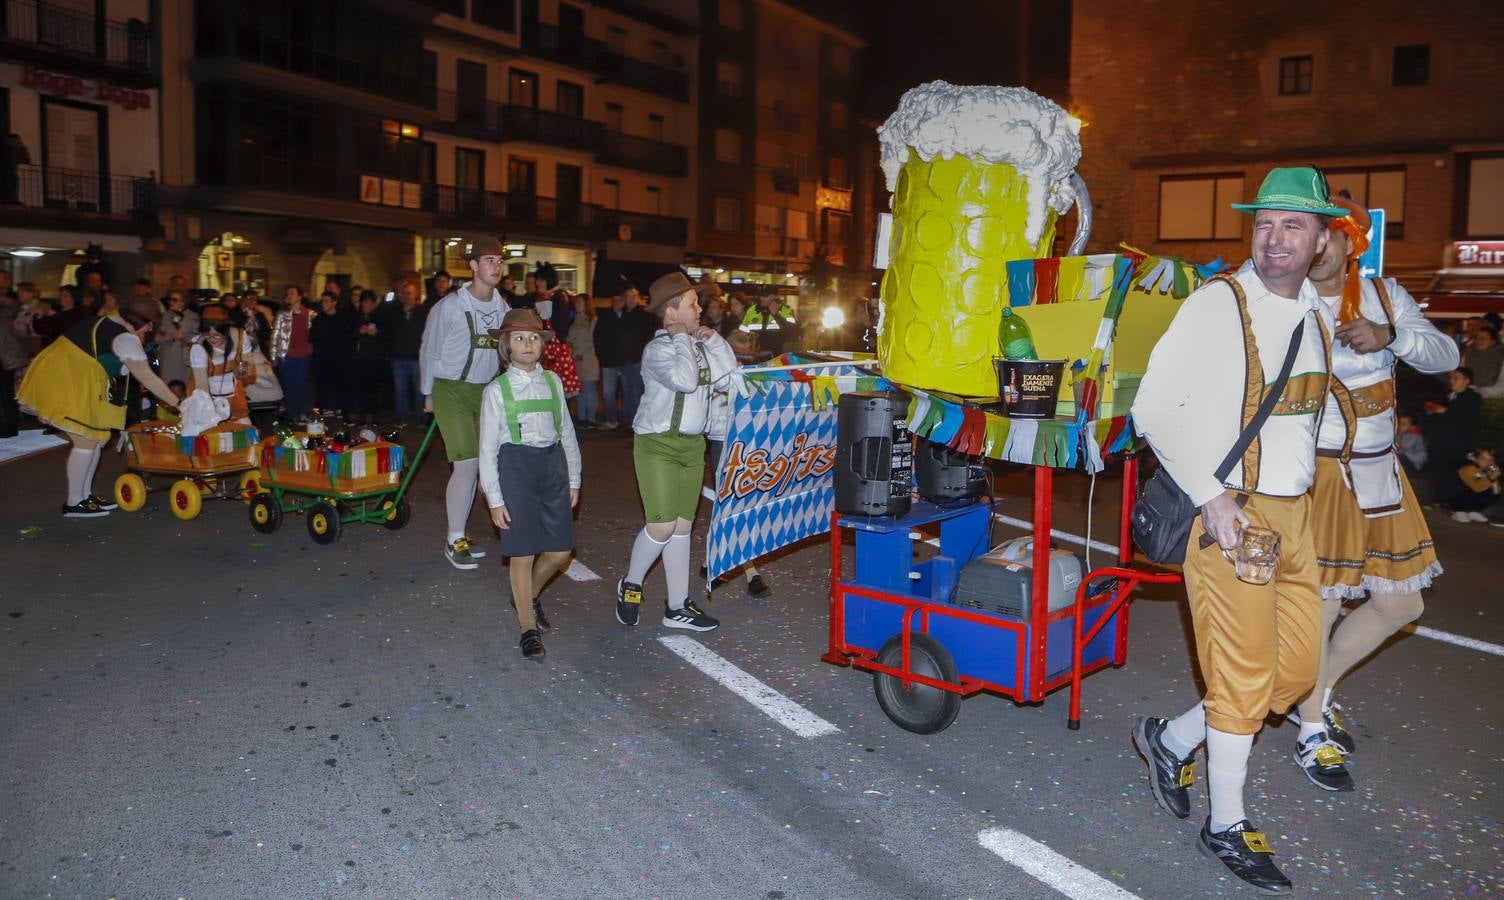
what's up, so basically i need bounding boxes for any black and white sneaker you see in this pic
[87,493,119,511]
[1322,703,1356,755]
[463,537,486,560]
[616,579,643,626]
[1295,732,1354,792]
[62,498,111,518]
[663,599,719,632]
[1197,818,1292,895]
[1131,715,1196,819]
[445,537,479,570]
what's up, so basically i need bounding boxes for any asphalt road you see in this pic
[1,427,1500,899]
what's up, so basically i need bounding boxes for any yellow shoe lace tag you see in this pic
[1241,831,1274,855]
[624,589,642,605]
[1313,745,1344,767]
[1177,762,1196,788]
[453,537,470,553]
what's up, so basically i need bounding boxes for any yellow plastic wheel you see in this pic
[239,472,262,504]
[114,473,148,512]
[169,478,203,520]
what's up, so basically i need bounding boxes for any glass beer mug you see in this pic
[1223,525,1281,585]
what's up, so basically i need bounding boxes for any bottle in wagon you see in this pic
[997,307,1038,360]
[274,420,301,449]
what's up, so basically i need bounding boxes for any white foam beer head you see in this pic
[877,81,1082,249]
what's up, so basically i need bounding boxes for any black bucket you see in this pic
[995,358,1065,419]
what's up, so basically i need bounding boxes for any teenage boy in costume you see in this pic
[1130,167,1341,895]
[615,272,738,632]
[478,309,581,660]
[1292,195,1456,790]
[420,237,513,569]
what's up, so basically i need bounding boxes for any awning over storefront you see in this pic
[0,227,143,254]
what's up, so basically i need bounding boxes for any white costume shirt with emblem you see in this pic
[632,330,740,436]
[478,364,582,509]
[418,283,511,395]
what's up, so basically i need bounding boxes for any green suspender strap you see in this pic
[494,371,563,445]
[667,342,711,436]
[91,317,131,405]
[459,310,499,382]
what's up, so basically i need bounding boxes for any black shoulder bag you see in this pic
[1131,318,1307,565]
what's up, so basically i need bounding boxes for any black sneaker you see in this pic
[445,537,479,570]
[1131,715,1196,819]
[519,629,545,660]
[1197,818,1291,895]
[508,596,551,633]
[663,599,720,632]
[616,579,643,626]
[87,493,119,511]
[62,498,111,518]
[1295,732,1354,792]
[747,574,772,599]
[1322,703,1356,755]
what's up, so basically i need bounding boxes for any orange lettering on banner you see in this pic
[719,435,840,502]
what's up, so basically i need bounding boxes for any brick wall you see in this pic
[1070,0,1504,271]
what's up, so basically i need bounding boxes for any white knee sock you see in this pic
[1161,702,1205,758]
[663,533,691,609]
[1206,728,1254,832]
[626,529,669,585]
[84,446,102,492]
[65,447,94,505]
[445,458,479,541]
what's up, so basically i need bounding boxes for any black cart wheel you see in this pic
[249,494,282,534]
[381,496,411,530]
[873,633,962,735]
[307,501,342,545]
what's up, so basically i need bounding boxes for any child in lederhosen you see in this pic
[478,309,582,660]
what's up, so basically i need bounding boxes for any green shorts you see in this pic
[634,432,707,523]
[431,378,486,462]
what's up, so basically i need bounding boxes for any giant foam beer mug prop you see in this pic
[876,82,1091,397]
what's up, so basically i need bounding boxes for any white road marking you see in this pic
[564,560,600,582]
[657,635,840,738]
[978,828,1140,900]
[1406,625,1504,658]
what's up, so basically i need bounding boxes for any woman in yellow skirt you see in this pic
[1293,197,1458,791]
[17,295,179,517]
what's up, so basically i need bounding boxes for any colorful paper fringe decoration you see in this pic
[261,443,406,479]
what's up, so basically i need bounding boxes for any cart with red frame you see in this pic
[823,454,1181,734]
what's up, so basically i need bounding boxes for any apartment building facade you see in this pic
[1071,0,1504,286]
[0,0,161,289]
[153,0,696,297]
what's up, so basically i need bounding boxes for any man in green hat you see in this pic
[1129,166,1342,894]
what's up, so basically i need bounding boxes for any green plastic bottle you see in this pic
[998,307,1039,360]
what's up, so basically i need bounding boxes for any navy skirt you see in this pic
[497,441,575,557]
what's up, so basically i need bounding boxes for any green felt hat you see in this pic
[1231,166,1349,217]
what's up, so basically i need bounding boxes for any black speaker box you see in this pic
[915,439,988,502]
[835,391,913,517]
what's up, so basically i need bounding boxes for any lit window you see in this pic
[1158,174,1245,241]
[715,128,741,163]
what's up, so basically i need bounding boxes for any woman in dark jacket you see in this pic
[308,289,357,413]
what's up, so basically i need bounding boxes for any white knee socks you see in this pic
[1161,702,1205,758]
[663,533,691,609]
[627,529,669,585]
[445,458,480,541]
[65,446,97,505]
[1206,728,1254,832]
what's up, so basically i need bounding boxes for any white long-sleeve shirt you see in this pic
[1317,277,1458,455]
[478,365,581,509]
[632,330,740,436]
[1133,261,1335,507]
[418,284,511,395]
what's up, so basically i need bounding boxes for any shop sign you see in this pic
[1453,241,1504,267]
[20,65,151,111]
[360,174,422,210]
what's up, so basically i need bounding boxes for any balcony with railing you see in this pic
[598,208,687,246]
[426,185,686,246]
[598,130,688,177]
[0,164,157,231]
[521,21,689,103]
[1,0,154,85]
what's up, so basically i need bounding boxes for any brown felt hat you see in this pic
[648,271,696,314]
[464,236,506,260]
[486,308,553,343]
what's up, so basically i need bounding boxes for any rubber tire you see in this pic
[238,472,262,504]
[872,632,962,735]
[169,478,203,520]
[381,496,411,530]
[249,494,282,534]
[114,473,147,512]
[307,501,342,545]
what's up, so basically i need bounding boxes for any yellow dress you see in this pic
[18,317,133,442]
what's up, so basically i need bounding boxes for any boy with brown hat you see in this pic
[615,272,739,631]
[479,309,581,659]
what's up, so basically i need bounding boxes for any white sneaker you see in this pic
[1452,511,1473,523]
[1467,511,1490,523]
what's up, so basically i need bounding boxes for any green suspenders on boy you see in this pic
[667,342,711,436]
[494,371,563,444]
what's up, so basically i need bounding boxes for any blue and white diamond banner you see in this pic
[706,364,889,580]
